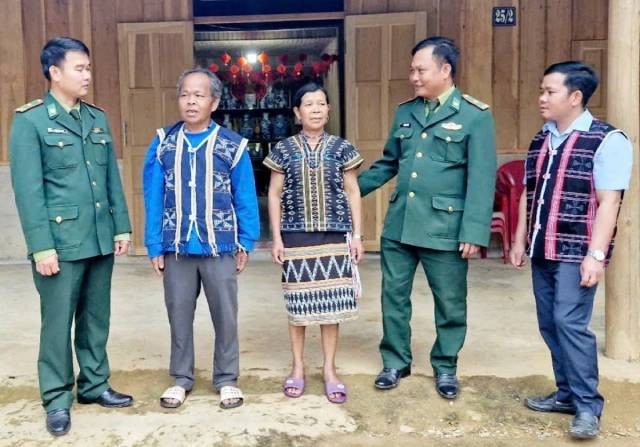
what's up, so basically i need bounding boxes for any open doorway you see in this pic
[194,22,344,245]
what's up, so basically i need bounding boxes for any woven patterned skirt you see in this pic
[281,231,358,326]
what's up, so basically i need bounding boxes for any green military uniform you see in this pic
[9,92,131,412]
[358,87,496,375]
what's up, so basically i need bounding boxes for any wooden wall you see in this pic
[0,0,610,161]
[345,0,610,153]
[0,0,191,162]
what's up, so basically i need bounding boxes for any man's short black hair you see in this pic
[293,82,330,108]
[543,61,599,107]
[412,36,459,78]
[40,37,90,81]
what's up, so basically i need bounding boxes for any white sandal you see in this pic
[219,385,244,409]
[160,386,187,408]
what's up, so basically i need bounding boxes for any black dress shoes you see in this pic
[46,409,71,436]
[435,373,459,399]
[569,411,600,439]
[374,366,411,390]
[524,392,577,414]
[78,388,133,408]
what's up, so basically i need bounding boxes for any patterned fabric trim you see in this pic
[281,233,358,326]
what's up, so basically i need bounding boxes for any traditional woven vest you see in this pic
[525,119,622,263]
[156,122,247,256]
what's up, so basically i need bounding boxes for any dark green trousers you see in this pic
[379,237,468,374]
[32,254,114,411]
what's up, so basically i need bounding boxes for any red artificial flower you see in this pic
[208,63,219,73]
[242,64,252,73]
[221,52,231,65]
[262,64,272,74]
[237,56,248,67]
[293,62,303,75]
[258,51,269,65]
[276,64,287,75]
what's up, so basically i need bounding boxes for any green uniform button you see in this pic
[55,216,62,224]
[86,160,91,166]
[416,152,423,158]
[100,139,106,145]
[95,202,101,208]
[57,141,64,148]
[448,206,454,213]
[91,181,97,186]
[421,132,427,139]
[446,136,452,142]
[411,172,418,178]
[409,192,415,198]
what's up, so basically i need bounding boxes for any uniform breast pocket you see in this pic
[47,205,81,249]
[393,126,414,147]
[43,135,79,169]
[89,133,112,165]
[430,129,467,164]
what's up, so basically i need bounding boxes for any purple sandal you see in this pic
[324,382,347,404]
[283,377,305,398]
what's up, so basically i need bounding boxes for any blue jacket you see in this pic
[143,121,259,258]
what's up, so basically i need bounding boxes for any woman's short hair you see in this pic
[293,82,330,108]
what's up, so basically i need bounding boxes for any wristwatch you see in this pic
[587,249,605,262]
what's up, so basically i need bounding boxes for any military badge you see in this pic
[441,122,463,131]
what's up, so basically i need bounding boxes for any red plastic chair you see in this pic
[480,211,509,263]
[495,160,525,244]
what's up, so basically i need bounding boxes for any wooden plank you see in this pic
[572,0,608,41]
[518,0,546,147]
[163,0,192,20]
[117,0,144,22]
[194,11,345,25]
[605,0,640,360]
[0,0,26,161]
[462,0,493,104]
[492,0,519,153]
[362,0,389,14]
[416,0,439,36]
[388,0,417,12]
[90,0,122,157]
[44,0,70,40]
[344,0,363,14]
[545,0,572,65]
[22,0,47,102]
[438,0,464,86]
[143,0,164,21]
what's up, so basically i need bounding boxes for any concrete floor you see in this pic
[1,254,640,446]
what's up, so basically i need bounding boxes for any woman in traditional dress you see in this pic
[264,82,364,404]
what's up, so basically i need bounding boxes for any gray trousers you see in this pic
[531,258,603,416]
[163,254,239,390]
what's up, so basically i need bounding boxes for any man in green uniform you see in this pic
[358,37,496,399]
[9,37,133,436]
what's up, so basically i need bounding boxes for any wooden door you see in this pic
[345,12,427,251]
[118,21,193,254]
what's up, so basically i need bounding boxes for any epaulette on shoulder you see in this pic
[462,94,489,110]
[15,99,43,113]
[398,96,418,106]
[82,100,104,112]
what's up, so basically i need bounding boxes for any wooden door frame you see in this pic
[118,21,194,255]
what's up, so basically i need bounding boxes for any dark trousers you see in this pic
[379,237,468,374]
[32,254,114,412]
[531,258,604,416]
[163,254,239,391]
